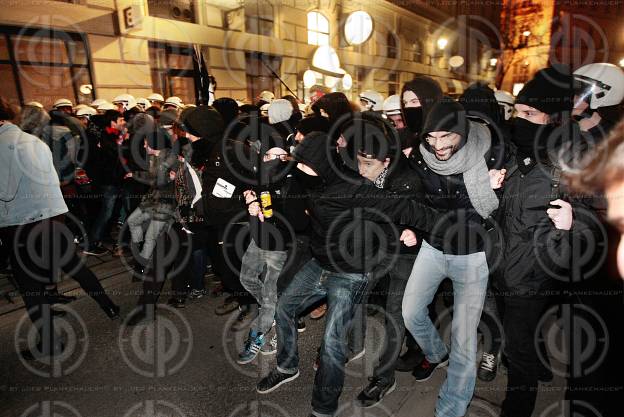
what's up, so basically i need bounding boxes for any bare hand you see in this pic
[547,199,573,230]
[400,229,418,247]
[488,169,506,190]
[243,190,257,204]
[248,201,265,222]
[124,172,133,179]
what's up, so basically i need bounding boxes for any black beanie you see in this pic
[516,65,574,115]
[212,97,239,125]
[422,97,469,141]
[296,115,330,135]
[179,105,225,139]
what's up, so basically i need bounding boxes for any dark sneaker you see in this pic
[395,347,424,372]
[297,317,306,333]
[256,368,299,394]
[188,289,205,299]
[167,298,186,309]
[237,330,265,364]
[412,354,449,382]
[477,352,498,382]
[215,298,239,316]
[82,244,108,256]
[355,377,397,408]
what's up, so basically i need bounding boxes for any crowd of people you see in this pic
[1,60,624,417]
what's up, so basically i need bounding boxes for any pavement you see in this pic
[0,254,566,417]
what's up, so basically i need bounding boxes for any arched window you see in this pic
[387,32,397,59]
[308,11,329,46]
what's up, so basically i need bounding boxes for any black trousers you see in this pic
[500,296,550,417]
[136,224,193,307]
[1,216,113,352]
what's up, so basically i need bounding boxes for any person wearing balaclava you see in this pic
[495,66,599,417]
[403,96,506,417]
[235,131,309,365]
[399,76,443,156]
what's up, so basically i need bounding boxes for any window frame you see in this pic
[245,0,275,36]
[0,25,94,105]
[307,11,330,46]
[148,41,198,105]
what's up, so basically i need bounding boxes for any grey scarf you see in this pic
[419,121,498,218]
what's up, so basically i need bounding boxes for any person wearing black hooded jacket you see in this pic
[495,66,599,417]
[399,76,444,156]
[255,131,444,417]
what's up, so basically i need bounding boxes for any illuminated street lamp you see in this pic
[437,38,448,50]
[522,30,531,37]
[489,58,498,67]
[619,58,624,67]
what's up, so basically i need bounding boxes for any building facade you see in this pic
[0,0,500,108]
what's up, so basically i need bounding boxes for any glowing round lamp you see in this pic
[344,11,373,46]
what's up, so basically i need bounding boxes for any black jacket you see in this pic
[380,154,425,255]
[407,121,507,255]
[249,171,309,252]
[494,146,598,297]
[294,133,442,274]
[192,135,248,226]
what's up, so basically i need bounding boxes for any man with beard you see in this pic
[402,97,505,417]
[255,127,444,417]
[495,66,594,417]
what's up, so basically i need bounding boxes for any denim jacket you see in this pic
[0,123,68,227]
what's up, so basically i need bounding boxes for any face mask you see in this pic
[511,117,555,159]
[293,167,324,190]
[259,159,288,186]
[403,107,424,133]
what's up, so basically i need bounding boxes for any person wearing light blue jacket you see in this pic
[0,98,119,359]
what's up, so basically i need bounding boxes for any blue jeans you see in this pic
[275,258,369,416]
[88,185,124,247]
[240,239,287,334]
[402,240,489,417]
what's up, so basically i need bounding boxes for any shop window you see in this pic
[149,42,197,105]
[246,52,281,103]
[307,11,329,46]
[0,27,94,107]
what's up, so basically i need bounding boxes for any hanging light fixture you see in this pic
[311,45,346,78]
[303,70,318,88]
[342,73,353,90]
[344,11,373,46]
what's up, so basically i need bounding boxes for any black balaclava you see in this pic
[400,76,444,137]
[512,65,574,160]
[459,82,502,127]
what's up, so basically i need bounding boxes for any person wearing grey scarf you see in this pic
[402,97,503,417]
[420,119,499,218]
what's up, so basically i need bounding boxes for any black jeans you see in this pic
[1,217,114,353]
[500,296,550,417]
[136,224,192,307]
[373,253,417,381]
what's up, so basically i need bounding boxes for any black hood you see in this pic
[292,131,338,186]
[400,76,444,127]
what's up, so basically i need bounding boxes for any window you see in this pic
[307,11,329,46]
[149,42,196,105]
[0,26,94,107]
[245,0,274,36]
[413,41,423,63]
[387,32,398,59]
[147,0,195,23]
[388,72,399,96]
[246,52,281,103]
